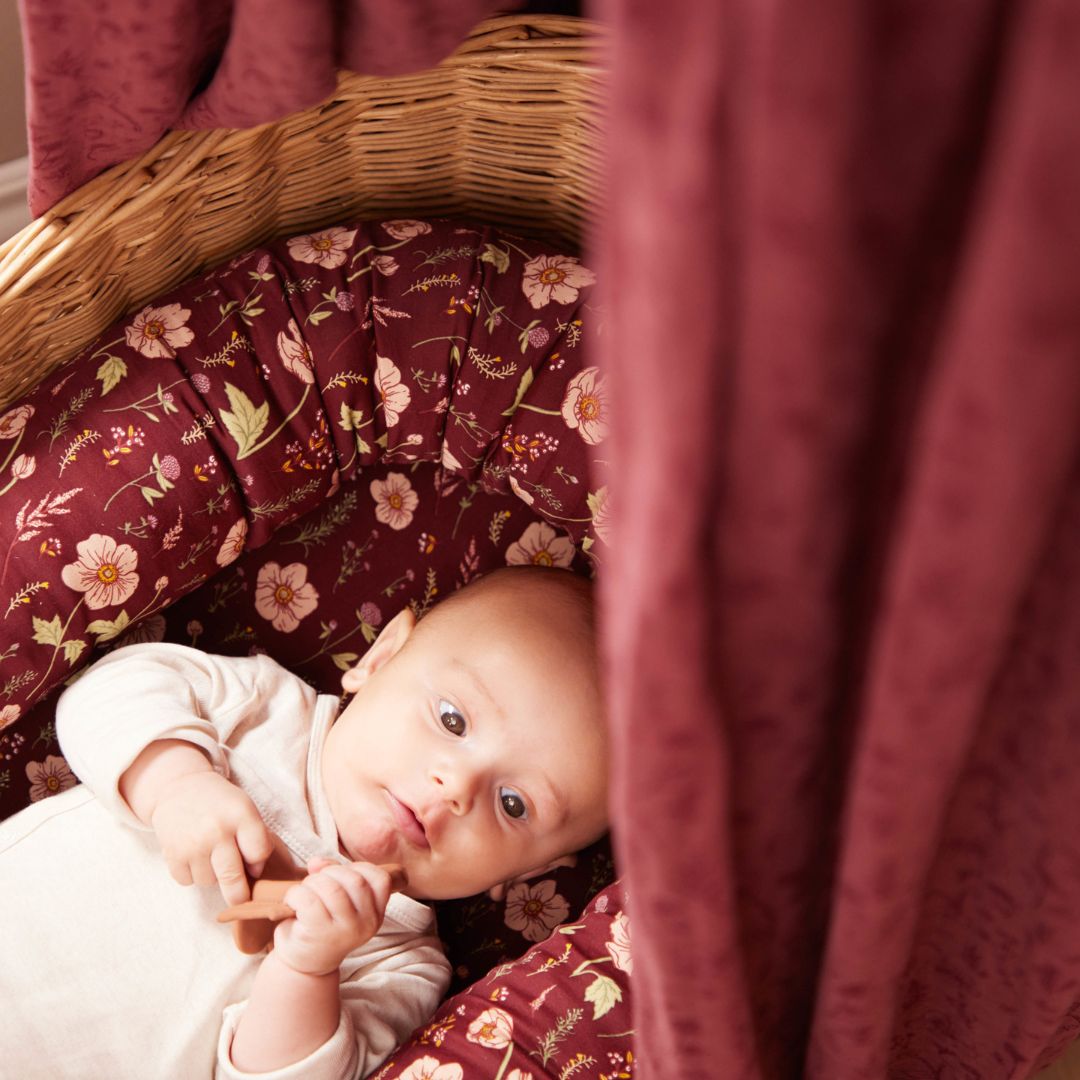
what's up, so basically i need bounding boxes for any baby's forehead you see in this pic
[423,573,594,644]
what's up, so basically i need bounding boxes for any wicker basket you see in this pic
[0,14,605,410]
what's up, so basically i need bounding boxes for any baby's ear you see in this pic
[341,607,416,693]
[486,853,579,902]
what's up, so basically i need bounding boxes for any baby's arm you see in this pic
[120,739,272,905]
[219,858,449,1079]
[56,643,277,903]
[228,859,394,1072]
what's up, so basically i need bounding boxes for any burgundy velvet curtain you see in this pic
[597,1,1080,1077]
[18,0,1080,1076]
[17,0,512,215]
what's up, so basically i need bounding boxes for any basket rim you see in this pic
[0,12,605,410]
[0,13,605,281]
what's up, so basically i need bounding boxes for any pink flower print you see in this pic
[216,518,249,567]
[124,303,195,359]
[335,291,356,311]
[61,533,140,609]
[396,1058,464,1080]
[521,253,596,309]
[277,319,315,384]
[527,325,550,349]
[381,219,432,241]
[508,475,535,507]
[504,879,571,942]
[371,255,399,276]
[10,454,35,480]
[0,403,34,438]
[26,755,77,801]
[561,366,610,446]
[191,372,211,393]
[441,444,463,472]
[370,472,419,530]
[466,1007,513,1050]
[374,355,411,427]
[286,226,357,270]
[159,454,181,481]
[587,485,611,543]
[606,911,633,974]
[254,561,319,633]
[359,602,382,627]
[0,704,21,732]
[505,522,574,569]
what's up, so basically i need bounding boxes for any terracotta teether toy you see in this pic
[217,850,408,954]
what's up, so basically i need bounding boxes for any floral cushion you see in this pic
[373,882,633,1080]
[0,216,623,1070]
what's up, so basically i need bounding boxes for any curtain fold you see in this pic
[597,0,1080,1076]
[17,0,510,215]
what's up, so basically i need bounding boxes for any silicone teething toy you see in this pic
[217,860,408,954]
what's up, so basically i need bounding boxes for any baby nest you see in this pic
[0,15,630,1079]
[0,13,606,409]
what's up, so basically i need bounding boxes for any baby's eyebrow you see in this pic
[531,773,569,829]
[449,658,505,723]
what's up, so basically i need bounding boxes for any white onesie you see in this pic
[0,643,449,1080]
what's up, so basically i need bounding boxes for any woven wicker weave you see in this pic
[0,14,605,410]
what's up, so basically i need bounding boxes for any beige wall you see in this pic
[0,1,26,163]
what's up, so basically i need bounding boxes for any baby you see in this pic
[0,565,608,1080]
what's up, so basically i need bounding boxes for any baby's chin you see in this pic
[336,826,404,867]
[399,871,498,903]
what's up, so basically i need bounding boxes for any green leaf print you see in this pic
[96,356,128,396]
[31,614,64,647]
[62,639,87,666]
[583,973,622,1019]
[219,383,269,458]
[480,243,510,273]
[86,610,131,643]
[502,367,535,417]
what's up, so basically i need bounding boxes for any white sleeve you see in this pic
[54,643,282,829]
[215,918,451,1080]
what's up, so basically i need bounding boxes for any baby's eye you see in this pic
[499,787,527,820]
[438,699,466,737]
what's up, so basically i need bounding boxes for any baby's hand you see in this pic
[272,858,394,977]
[149,770,274,907]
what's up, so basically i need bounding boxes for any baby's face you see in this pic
[321,586,607,900]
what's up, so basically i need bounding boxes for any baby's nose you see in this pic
[430,765,477,814]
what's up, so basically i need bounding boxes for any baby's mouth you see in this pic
[384,790,430,850]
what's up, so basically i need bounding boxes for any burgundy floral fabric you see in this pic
[373,882,633,1080]
[0,214,621,1071]
[0,215,606,799]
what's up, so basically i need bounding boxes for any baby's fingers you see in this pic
[165,855,195,889]
[346,862,395,917]
[210,842,251,907]
[236,819,274,882]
